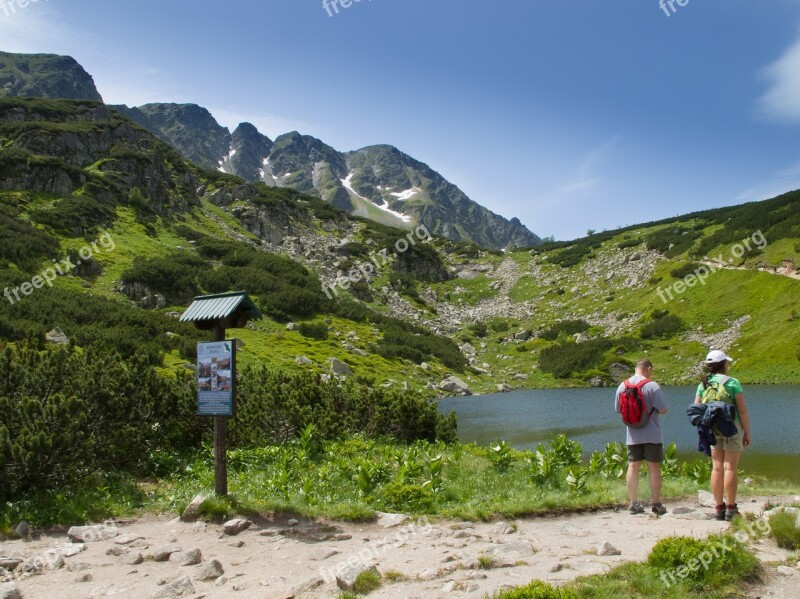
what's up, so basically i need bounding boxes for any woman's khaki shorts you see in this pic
[712,429,744,453]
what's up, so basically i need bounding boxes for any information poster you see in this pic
[197,340,236,416]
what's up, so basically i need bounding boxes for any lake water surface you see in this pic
[438,386,800,483]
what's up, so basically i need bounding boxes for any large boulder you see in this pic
[67,523,118,543]
[180,494,206,522]
[194,559,224,581]
[0,583,22,599]
[336,563,380,591]
[222,518,251,536]
[44,328,69,345]
[150,576,194,598]
[439,376,472,396]
[328,358,353,377]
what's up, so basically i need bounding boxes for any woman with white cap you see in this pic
[694,350,752,521]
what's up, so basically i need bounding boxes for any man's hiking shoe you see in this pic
[725,504,739,521]
[629,501,644,514]
[651,503,667,516]
[715,504,727,521]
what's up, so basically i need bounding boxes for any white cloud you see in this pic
[0,1,67,53]
[557,136,618,196]
[92,64,182,107]
[736,160,800,203]
[757,30,800,123]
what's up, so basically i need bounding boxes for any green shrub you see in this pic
[768,511,800,550]
[229,367,457,446]
[538,338,613,378]
[641,314,684,339]
[469,321,488,338]
[489,318,511,333]
[647,534,759,588]
[490,580,578,599]
[670,263,701,280]
[297,321,329,340]
[0,344,203,502]
[30,194,115,233]
[379,481,433,513]
[617,238,640,249]
[375,323,467,371]
[353,569,382,594]
[645,227,701,257]
[0,199,60,270]
[540,319,590,341]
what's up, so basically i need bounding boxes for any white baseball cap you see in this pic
[705,350,734,364]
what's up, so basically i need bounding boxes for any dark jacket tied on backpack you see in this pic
[686,402,738,456]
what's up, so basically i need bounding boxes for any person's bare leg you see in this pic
[647,461,662,504]
[723,451,742,506]
[627,461,642,503]
[710,449,725,506]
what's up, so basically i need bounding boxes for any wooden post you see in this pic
[213,322,227,497]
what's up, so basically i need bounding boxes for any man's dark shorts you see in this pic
[627,443,664,463]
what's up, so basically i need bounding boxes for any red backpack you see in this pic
[619,378,654,428]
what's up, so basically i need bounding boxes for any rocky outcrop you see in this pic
[112,103,231,171]
[0,52,102,101]
[0,99,200,218]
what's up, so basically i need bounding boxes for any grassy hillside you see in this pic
[1,97,799,395]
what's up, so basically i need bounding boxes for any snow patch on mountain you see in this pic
[217,145,237,173]
[390,187,420,201]
[341,173,412,223]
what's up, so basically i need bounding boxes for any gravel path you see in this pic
[1,495,798,599]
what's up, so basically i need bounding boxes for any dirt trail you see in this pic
[1,495,798,599]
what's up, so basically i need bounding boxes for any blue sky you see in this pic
[3,0,800,240]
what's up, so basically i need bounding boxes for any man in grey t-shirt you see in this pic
[614,359,669,515]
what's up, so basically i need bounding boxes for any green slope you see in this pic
[1,97,799,395]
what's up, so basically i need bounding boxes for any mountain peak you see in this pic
[0,51,102,101]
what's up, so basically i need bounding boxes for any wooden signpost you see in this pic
[180,291,261,496]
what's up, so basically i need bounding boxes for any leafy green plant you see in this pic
[422,451,445,494]
[489,441,516,472]
[661,442,680,477]
[681,459,711,485]
[565,466,588,495]
[588,442,627,479]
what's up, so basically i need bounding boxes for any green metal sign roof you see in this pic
[180,291,261,323]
